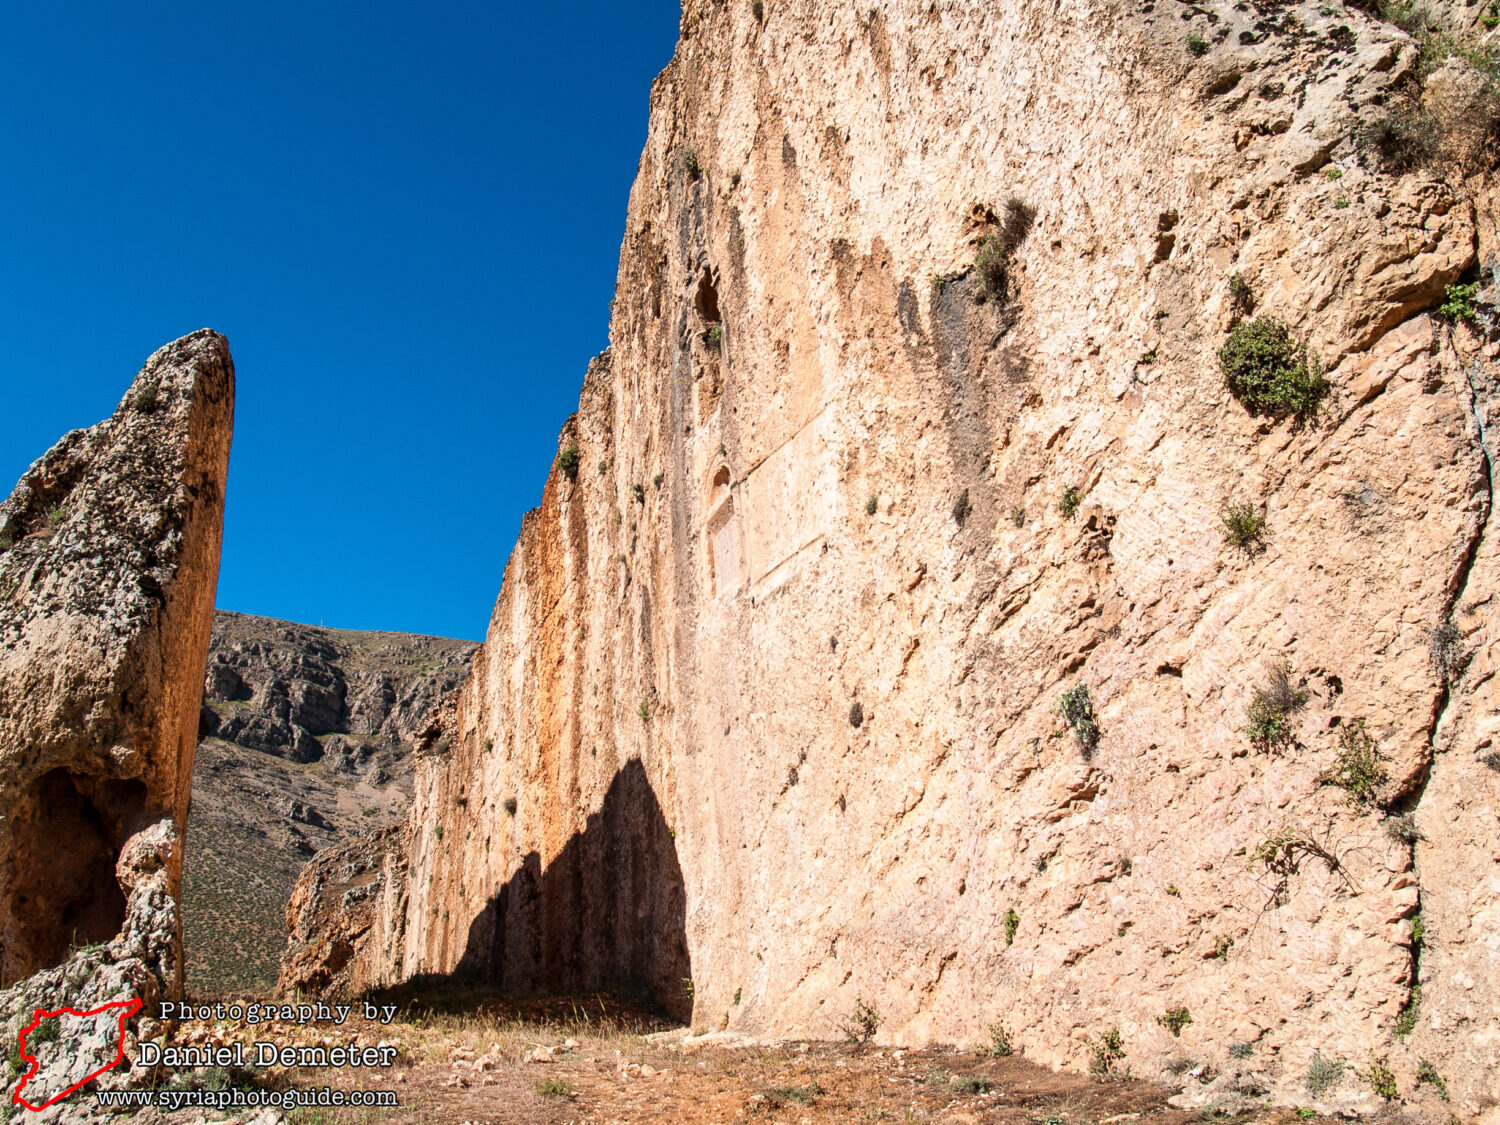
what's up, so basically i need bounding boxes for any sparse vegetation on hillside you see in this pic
[973,197,1036,303]
[1187,32,1210,55]
[1220,501,1267,551]
[1003,908,1020,945]
[1358,2,1500,173]
[1244,660,1308,750]
[1320,720,1386,805]
[1360,1057,1398,1100]
[865,494,878,516]
[1219,317,1327,419]
[682,146,701,178]
[1305,1052,1344,1097]
[134,380,160,412]
[557,442,581,482]
[1058,485,1081,518]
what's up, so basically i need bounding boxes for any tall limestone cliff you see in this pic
[0,331,233,1106]
[286,0,1499,1112]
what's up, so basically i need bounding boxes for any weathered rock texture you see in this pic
[185,611,474,993]
[0,331,233,1106]
[286,1,1499,1113]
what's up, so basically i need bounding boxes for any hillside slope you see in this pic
[183,611,474,993]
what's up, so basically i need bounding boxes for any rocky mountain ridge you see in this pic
[184,611,475,993]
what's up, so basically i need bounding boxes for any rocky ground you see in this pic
[181,612,475,994]
[107,991,1344,1125]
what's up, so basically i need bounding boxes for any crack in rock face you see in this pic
[0,331,233,1110]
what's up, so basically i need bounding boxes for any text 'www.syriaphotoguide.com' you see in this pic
[93,1088,399,1110]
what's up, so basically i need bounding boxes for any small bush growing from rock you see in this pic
[1228,1042,1254,1060]
[1003,908,1020,945]
[1395,985,1421,1038]
[1361,1057,1398,1100]
[1219,318,1327,419]
[1220,502,1267,551]
[653,472,664,488]
[972,197,1036,303]
[1058,485,1081,518]
[752,0,764,21]
[951,1075,992,1094]
[1385,812,1423,842]
[632,483,645,503]
[839,997,882,1043]
[557,442,581,482]
[1229,273,1255,317]
[951,489,972,527]
[638,699,651,724]
[1305,1052,1345,1096]
[848,701,865,727]
[434,825,444,841]
[986,1021,1014,1057]
[1158,1008,1192,1037]
[1011,507,1025,527]
[1213,934,1233,959]
[1440,281,1480,321]
[45,505,65,531]
[503,797,517,815]
[1088,1028,1126,1077]
[1482,751,1500,771]
[1321,720,1386,805]
[537,1078,573,1098]
[682,147,701,178]
[1244,660,1308,751]
[1187,32,1210,55]
[1056,682,1100,753]
[704,322,723,349]
[134,380,160,412]
[865,494,878,516]
[1431,619,1466,682]
[1416,1060,1450,1101]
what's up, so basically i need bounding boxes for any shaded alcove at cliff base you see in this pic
[0,768,148,985]
[371,758,691,1023]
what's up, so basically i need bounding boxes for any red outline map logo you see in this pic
[11,997,141,1111]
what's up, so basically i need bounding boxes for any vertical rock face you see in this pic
[0,331,233,1049]
[286,0,1498,1111]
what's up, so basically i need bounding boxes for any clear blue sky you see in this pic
[0,2,680,641]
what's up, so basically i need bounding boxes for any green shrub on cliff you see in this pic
[1220,318,1327,419]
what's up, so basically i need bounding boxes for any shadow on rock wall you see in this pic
[443,759,690,1021]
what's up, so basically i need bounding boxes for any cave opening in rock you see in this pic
[694,270,720,323]
[1,768,147,984]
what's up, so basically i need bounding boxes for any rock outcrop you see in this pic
[285,0,1499,1113]
[185,611,474,993]
[0,331,233,1105]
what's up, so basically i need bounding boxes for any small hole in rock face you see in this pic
[1156,663,1183,677]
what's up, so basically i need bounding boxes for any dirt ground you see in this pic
[155,993,1337,1125]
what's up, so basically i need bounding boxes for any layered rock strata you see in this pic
[286,0,1499,1113]
[0,331,233,1104]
